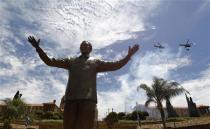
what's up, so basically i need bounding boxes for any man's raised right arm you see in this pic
[27,36,70,69]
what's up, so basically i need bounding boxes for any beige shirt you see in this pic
[36,47,130,102]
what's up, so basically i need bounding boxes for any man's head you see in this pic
[80,41,92,55]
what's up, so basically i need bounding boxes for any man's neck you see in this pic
[79,53,90,59]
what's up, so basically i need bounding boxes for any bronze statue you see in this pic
[13,90,22,100]
[27,36,139,129]
[60,95,65,112]
[185,94,200,117]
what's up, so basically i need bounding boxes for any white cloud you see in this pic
[0,0,162,56]
[97,74,143,119]
[22,0,161,49]
[172,65,210,107]
[195,0,210,15]
[0,69,67,104]
[97,51,210,120]
[130,50,191,80]
[1,0,185,120]
[97,48,192,119]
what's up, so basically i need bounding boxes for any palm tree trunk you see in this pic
[158,103,166,129]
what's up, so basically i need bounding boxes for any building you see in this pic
[42,100,60,112]
[135,104,210,119]
[0,101,7,113]
[197,105,210,115]
[134,104,188,120]
[174,107,189,117]
[135,104,167,120]
[0,100,61,114]
[26,103,44,113]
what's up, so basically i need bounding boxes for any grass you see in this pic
[0,116,210,129]
[111,117,210,129]
[34,119,63,123]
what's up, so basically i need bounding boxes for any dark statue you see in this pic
[185,94,200,117]
[27,36,139,129]
[13,90,22,100]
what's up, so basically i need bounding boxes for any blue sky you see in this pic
[0,0,210,119]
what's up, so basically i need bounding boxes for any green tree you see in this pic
[117,112,126,120]
[3,98,26,120]
[2,98,26,128]
[130,111,149,120]
[138,77,183,129]
[125,113,132,120]
[2,119,12,129]
[104,112,118,129]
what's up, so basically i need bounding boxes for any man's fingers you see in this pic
[28,36,35,41]
[133,44,139,50]
[131,44,139,54]
[128,44,139,56]
[28,36,34,41]
[28,36,33,40]
[28,37,32,42]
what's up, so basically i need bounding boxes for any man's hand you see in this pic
[128,44,139,58]
[28,36,40,48]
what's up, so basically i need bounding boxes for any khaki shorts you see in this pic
[63,100,96,129]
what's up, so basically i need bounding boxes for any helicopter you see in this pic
[179,40,194,51]
[154,42,165,49]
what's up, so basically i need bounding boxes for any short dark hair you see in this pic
[80,41,92,52]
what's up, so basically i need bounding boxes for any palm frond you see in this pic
[168,82,180,87]
[165,87,185,99]
[145,98,156,107]
[152,77,168,100]
[138,84,155,99]
[138,84,150,91]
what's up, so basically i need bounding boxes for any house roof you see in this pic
[197,105,210,108]
[0,101,6,106]
[27,104,43,107]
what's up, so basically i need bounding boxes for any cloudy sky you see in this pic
[0,0,209,119]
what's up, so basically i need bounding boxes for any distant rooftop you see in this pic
[0,101,6,106]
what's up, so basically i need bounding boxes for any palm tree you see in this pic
[137,77,185,129]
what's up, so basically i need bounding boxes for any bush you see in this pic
[41,111,63,120]
[41,111,54,119]
[3,119,12,129]
[125,113,132,120]
[104,112,118,123]
[142,111,149,117]
[104,112,118,129]
[2,98,26,120]
[35,110,44,116]
[53,112,63,119]
[117,112,126,120]
[126,111,149,120]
